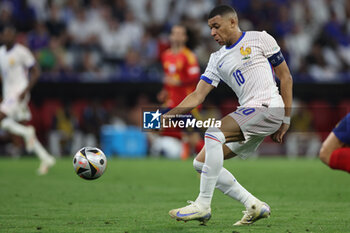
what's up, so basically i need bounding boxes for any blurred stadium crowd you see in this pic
[1,0,350,158]
[1,0,350,83]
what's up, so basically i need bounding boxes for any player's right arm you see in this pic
[163,80,214,117]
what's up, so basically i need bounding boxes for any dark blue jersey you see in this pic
[333,113,350,145]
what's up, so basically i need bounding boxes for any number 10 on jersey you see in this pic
[233,69,245,86]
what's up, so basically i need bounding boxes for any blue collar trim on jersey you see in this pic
[226,32,246,50]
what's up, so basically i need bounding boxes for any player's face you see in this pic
[2,27,16,46]
[170,26,187,46]
[208,15,234,46]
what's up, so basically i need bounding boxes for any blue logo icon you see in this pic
[143,109,162,129]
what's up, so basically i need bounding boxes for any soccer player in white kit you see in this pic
[167,5,293,225]
[0,25,55,175]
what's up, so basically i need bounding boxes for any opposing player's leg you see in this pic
[319,132,350,173]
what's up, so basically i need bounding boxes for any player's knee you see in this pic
[205,127,226,144]
[319,144,331,164]
[193,159,204,173]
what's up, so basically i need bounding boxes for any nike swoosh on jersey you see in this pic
[176,211,199,217]
[219,61,224,68]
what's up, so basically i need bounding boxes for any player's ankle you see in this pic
[194,198,211,210]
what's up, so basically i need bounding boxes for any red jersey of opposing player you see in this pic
[161,47,200,108]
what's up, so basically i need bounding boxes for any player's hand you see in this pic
[271,123,290,143]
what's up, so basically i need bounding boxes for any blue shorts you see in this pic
[333,113,350,145]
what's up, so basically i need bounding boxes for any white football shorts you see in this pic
[225,97,285,159]
[0,95,31,121]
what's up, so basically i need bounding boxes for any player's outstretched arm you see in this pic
[164,80,214,117]
[271,60,293,143]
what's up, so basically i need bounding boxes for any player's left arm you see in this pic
[19,62,41,100]
[19,46,41,100]
[271,60,293,143]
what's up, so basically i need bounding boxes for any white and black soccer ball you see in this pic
[73,147,107,180]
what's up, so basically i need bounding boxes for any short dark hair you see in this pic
[174,24,199,50]
[208,5,237,19]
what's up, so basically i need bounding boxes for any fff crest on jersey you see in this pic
[240,46,251,60]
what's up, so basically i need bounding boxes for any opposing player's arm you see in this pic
[163,80,214,116]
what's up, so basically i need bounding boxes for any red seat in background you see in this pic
[308,100,337,140]
[40,99,63,133]
[337,99,350,122]
[71,99,88,126]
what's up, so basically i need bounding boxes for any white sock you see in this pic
[33,138,53,161]
[195,129,225,209]
[193,159,257,209]
[1,118,52,161]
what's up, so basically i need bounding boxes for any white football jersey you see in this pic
[201,31,284,107]
[0,44,35,99]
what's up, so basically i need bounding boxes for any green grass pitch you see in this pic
[0,157,350,233]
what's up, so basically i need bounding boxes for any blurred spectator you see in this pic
[135,30,159,66]
[27,22,50,51]
[0,0,349,83]
[77,51,103,81]
[285,100,321,158]
[183,0,214,21]
[81,100,109,146]
[45,4,67,40]
[67,8,100,47]
[305,42,338,82]
[285,24,312,72]
[111,0,128,22]
[119,48,144,81]
[37,37,70,72]
[11,0,37,32]
[99,18,130,60]
[0,4,13,32]
[121,10,144,45]
[27,0,47,21]
[49,104,82,156]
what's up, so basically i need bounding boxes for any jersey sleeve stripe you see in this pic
[200,75,213,84]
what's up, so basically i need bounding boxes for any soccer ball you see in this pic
[73,147,107,180]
